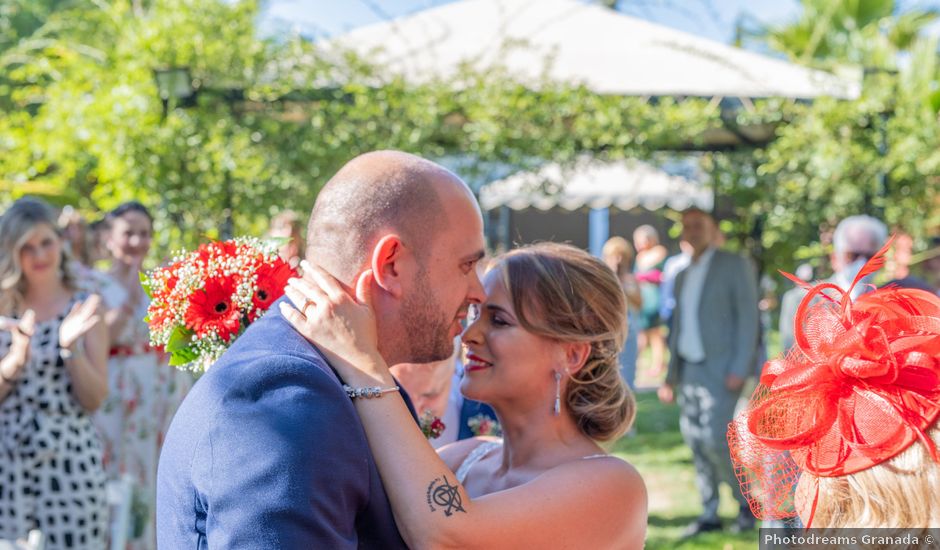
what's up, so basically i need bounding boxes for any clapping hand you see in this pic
[1,310,35,378]
[59,295,103,351]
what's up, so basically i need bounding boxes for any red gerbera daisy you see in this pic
[250,259,295,321]
[184,274,242,341]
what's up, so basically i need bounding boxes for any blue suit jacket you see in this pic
[157,297,413,549]
[456,398,498,440]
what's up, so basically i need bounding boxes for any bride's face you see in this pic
[459,269,562,409]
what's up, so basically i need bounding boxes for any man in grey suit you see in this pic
[658,208,759,536]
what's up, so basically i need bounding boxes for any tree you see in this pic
[758,0,937,70]
[1,0,726,258]
[724,0,940,275]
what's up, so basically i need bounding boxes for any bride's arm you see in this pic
[281,266,647,550]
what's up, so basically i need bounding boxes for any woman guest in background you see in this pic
[93,202,192,550]
[267,209,306,269]
[87,217,112,266]
[58,207,125,309]
[632,225,668,377]
[58,206,92,270]
[602,237,642,391]
[284,243,647,549]
[0,197,109,549]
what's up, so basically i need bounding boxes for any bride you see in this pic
[282,242,647,549]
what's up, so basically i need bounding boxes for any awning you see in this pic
[479,158,713,212]
[326,0,859,100]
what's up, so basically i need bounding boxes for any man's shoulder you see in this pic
[225,303,332,371]
[710,250,753,277]
[201,345,339,407]
[169,348,341,447]
[712,248,747,265]
[186,307,342,415]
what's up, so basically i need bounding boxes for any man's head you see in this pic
[680,208,717,256]
[830,215,888,274]
[306,151,486,365]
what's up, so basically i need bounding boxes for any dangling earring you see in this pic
[553,371,562,416]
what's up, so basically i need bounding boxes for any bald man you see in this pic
[157,151,487,549]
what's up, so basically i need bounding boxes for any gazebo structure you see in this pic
[479,158,711,251]
[325,0,860,252]
[327,0,858,100]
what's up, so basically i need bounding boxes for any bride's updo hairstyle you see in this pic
[495,242,635,441]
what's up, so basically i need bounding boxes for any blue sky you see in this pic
[261,0,940,47]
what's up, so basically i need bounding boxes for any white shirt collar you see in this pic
[690,246,717,267]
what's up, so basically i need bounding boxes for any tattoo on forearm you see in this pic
[426,475,466,517]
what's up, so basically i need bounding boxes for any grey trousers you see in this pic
[677,359,749,522]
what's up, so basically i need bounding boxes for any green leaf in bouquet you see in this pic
[167,326,194,353]
[139,271,152,299]
[169,346,198,367]
[264,236,290,248]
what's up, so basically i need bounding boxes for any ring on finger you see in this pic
[303,298,316,315]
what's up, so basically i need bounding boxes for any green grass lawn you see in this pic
[612,391,760,549]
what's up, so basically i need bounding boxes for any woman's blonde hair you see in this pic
[805,427,940,528]
[495,242,635,441]
[0,197,74,315]
[602,236,634,278]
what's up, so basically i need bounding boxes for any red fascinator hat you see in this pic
[728,240,940,525]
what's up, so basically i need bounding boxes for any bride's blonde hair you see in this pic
[0,198,75,316]
[495,242,635,441]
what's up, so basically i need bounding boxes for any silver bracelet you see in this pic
[342,384,400,399]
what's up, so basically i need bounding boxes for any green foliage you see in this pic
[0,0,722,259]
[1,0,937,281]
[614,392,757,549]
[729,2,940,275]
[762,0,938,70]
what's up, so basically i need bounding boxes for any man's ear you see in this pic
[370,234,408,299]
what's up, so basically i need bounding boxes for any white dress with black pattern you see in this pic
[0,298,107,549]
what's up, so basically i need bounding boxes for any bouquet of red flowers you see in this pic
[143,238,296,372]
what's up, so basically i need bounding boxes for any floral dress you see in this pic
[92,286,193,550]
[0,297,108,549]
